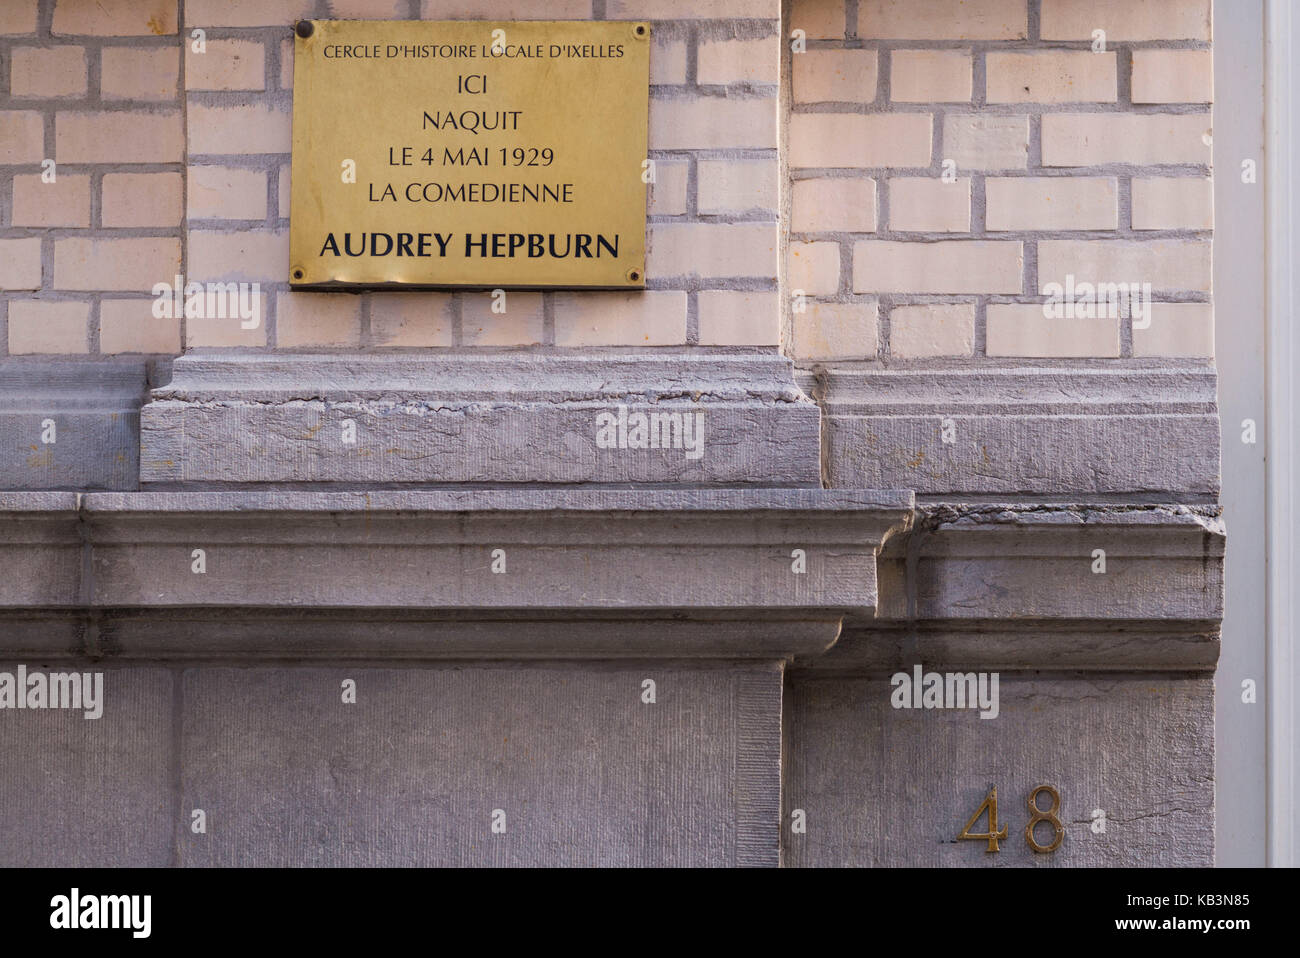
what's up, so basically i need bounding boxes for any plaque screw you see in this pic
[295,20,314,39]
[626,267,642,283]
[632,23,650,39]
[292,268,305,280]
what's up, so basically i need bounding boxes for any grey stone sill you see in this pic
[823,501,1225,673]
[0,360,148,491]
[0,492,1223,669]
[0,488,913,661]
[803,364,1221,497]
[151,351,813,403]
[876,501,1225,622]
[140,351,823,486]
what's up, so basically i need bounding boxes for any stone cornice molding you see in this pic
[814,502,1224,672]
[0,489,913,660]
[0,492,1223,670]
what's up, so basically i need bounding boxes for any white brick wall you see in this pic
[1,0,184,354]
[0,0,1214,362]
[786,0,1213,362]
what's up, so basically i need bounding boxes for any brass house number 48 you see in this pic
[957,785,1065,853]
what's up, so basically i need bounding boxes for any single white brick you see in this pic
[986,51,1117,103]
[462,291,543,346]
[0,4,37,34]
[56,110,183,163]
[10,46,87,97]
[276,291,360,347]
[369,292,454,346]
[185,292,267,347]
[985,177,1118,231]
[942,115,1029,171]
[280,38,293,90]
[11,173,91,227]
[1038,239,1211,292]
[8,301,89,354]
[188,230,288,283]
[187,103,292,155]
[553,291,688,347]
[791,177,877,233]
[648,158,689,215]
[187,166,268,220]
[788,241,841,295]
[278,166,291,218]
[0,238,43,290]
[1131,177,1213,230]
[859,0,1027,39]
[986,304,1120,357]
[790,0,844,39]
[186,38,266,91]
[54,0,177,35]
[791,301,878,360]
[54,237,181,291]
[329,0,408,16]
[648,223,778,280]
[651,36,687,85]
[606,0,776,17]
[1133,303,1214,357]
[793,49,877,103]
[889,177,971,232]
[1041,0,1211,40]
[100,298,181,354]
[789,113,932,169]
[100,47,179,101]
[697,291,780,345]
[1041,114,1210,166]
[650,98,777,150]
[889,303,975,358]
[697,159,778,214]
[890,50,971,103]
[854,241,1022,293]
[1131,50,1213,104]
[185,0,314,27]
[697,37,779,86]
[0,111,44,164]
[103,172,183,227]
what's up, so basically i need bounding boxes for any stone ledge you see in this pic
[798,623,1221,673]
[875,502,1224,622]
[140,351,822,486]
[0,488,913,660]
[808,501,1225,671]
[0,493,1223,669]
[801,364,1220,496]
[0,361,148,491]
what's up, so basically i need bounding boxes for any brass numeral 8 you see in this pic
[1024,784,1064,853]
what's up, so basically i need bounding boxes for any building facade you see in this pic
[0,0,1224,866]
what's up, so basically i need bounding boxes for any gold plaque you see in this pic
[289,19,650,289]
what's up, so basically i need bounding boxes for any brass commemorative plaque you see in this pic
[289,19,650,289]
